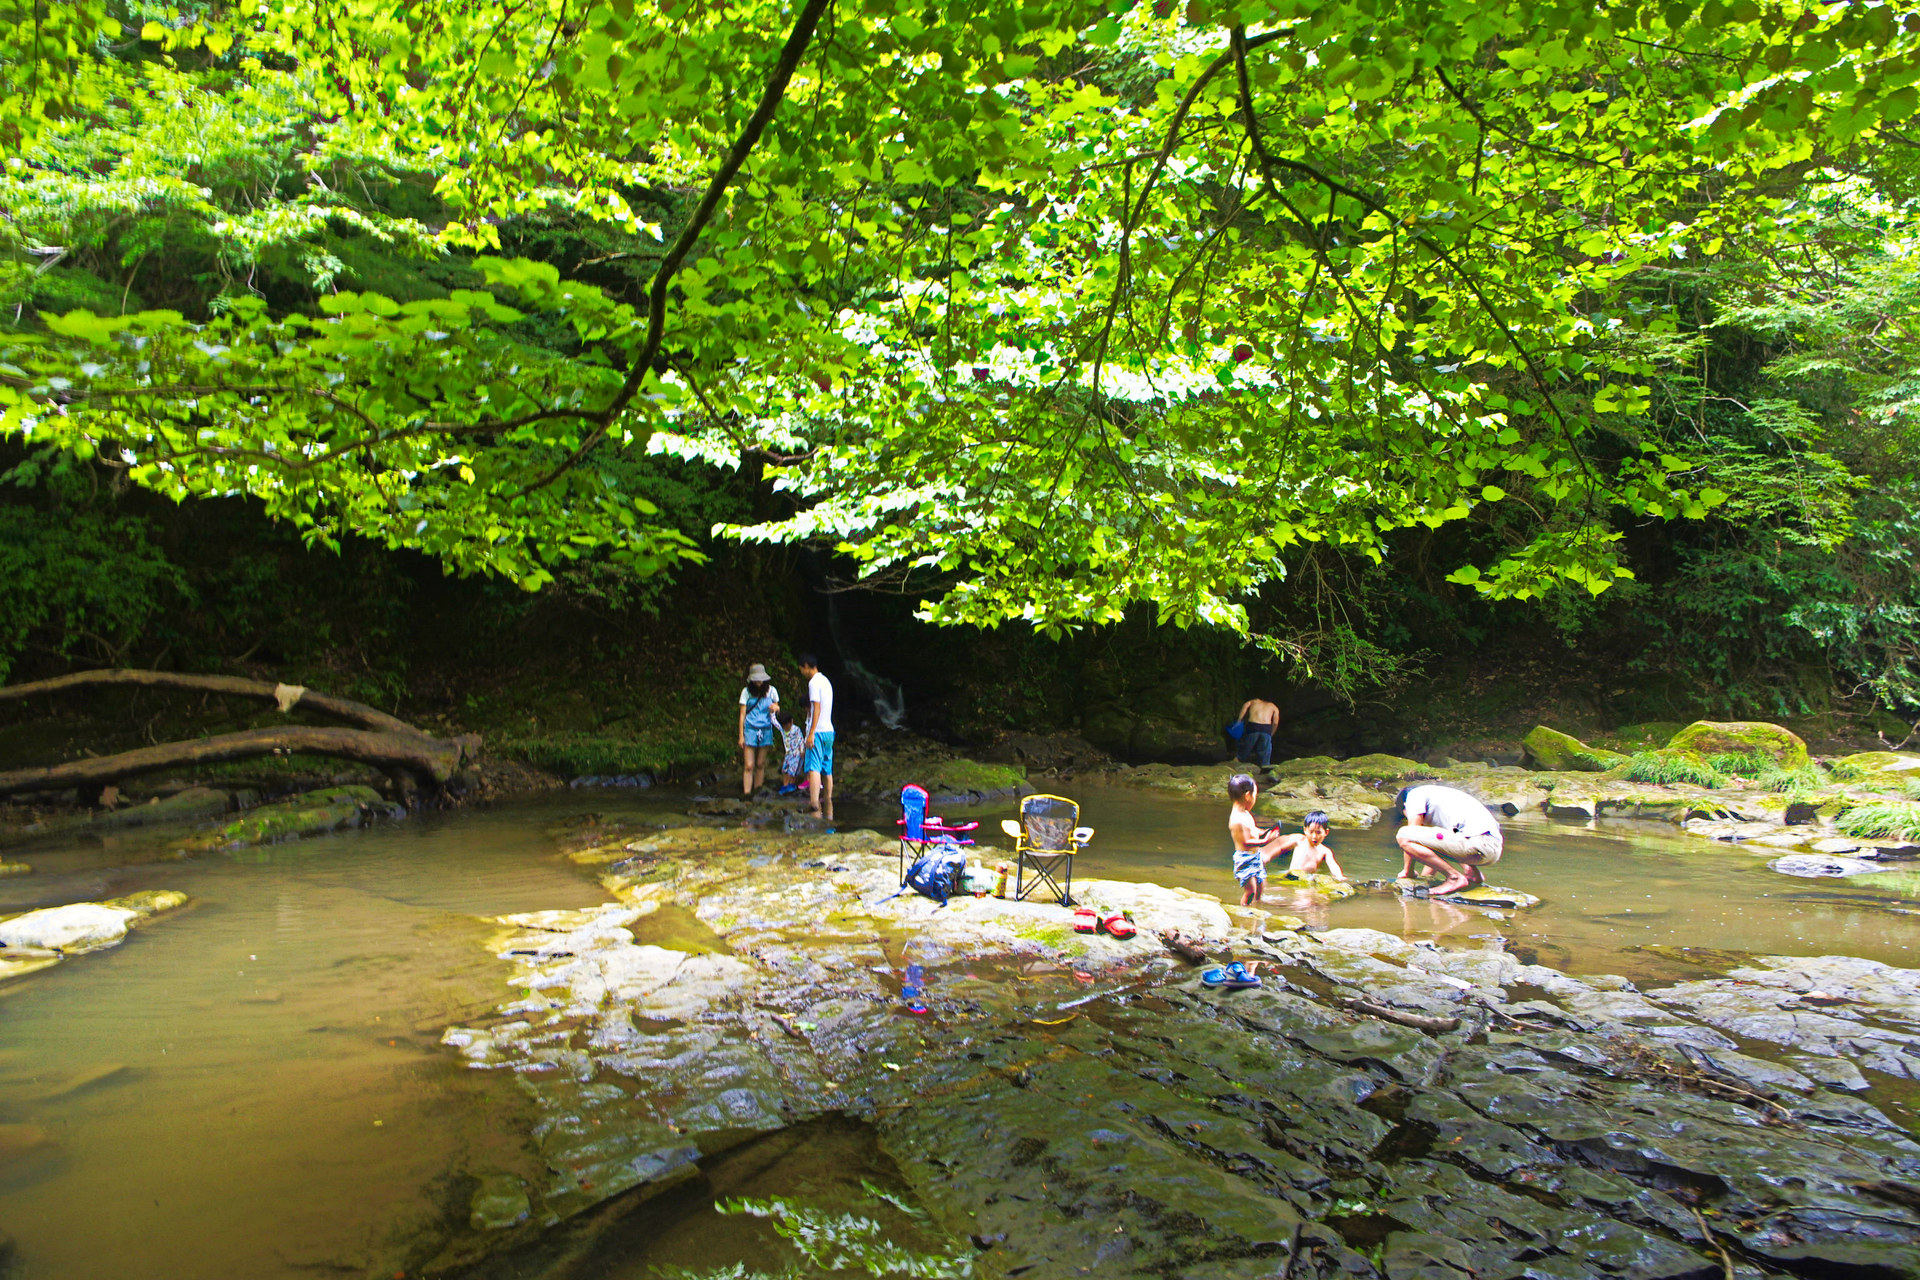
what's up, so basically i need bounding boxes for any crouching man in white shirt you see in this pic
[1394,784,1503,897]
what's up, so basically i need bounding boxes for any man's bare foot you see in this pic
[1433,874,1473,896]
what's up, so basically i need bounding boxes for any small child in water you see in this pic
[1226,773,1280,905]
[1267,810,1348,883]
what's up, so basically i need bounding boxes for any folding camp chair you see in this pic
[896,783,978,886]
[998,793,1094,905]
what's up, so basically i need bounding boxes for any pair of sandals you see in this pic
[1072,907,1137,939]
[1201,962,1262,990]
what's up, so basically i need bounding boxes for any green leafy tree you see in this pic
[4,0,1918,637]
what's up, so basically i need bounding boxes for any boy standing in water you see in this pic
[1226,774,1280,905]
[1267,810,1348,882]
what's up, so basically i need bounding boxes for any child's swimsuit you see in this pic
[1232,849,1265,885]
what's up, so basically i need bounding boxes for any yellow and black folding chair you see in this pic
[998,793,1094,905]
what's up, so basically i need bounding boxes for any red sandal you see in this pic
[1072,906,1098,933]
[1099,912,1137,939]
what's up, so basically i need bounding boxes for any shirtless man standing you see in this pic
[1235,696,1281,767]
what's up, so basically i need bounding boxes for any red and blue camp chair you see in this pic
[896,783,978,886]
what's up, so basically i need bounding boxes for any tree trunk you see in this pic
[0,669,420,735]
[0,727,470,797]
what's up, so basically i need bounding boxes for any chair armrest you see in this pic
[1000,819,1023,838]
[1072,826,1095,844]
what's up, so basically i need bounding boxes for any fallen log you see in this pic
[0,726,469,797]
[1337,995,1461,1033]
[0,669,419,735]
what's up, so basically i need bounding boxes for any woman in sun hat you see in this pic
[737,663,781,796]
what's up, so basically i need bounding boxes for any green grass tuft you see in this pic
[1619,751,1723,788]
[1719,758,1828,794]
[1835,801,1920,841]
[1705,751,1779,778]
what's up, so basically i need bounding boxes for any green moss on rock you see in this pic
[197,786,389,850]
[1522,726,1627,772]
[1667,721,1809,770]
[1830,751,1920,790]
[102,889,190,916]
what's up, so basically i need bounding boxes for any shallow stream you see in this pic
[0,781,1914,1278]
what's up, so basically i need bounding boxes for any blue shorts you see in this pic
[804,731,835,776]
[1232,850,1265,886]
[744,725,778,749]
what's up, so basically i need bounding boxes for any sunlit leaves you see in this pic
[4,0,1919,633]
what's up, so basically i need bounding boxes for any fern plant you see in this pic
[1836,801,1920,841]
[1619,752,1724,788]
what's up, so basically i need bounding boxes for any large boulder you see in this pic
[1521,726,1626,772]
[1667,720,1809,769]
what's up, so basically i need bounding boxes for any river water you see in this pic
[0,782,1914,1278]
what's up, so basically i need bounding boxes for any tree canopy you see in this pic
[5,0,1919,639]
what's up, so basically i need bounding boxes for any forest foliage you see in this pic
[5,0,1920,716]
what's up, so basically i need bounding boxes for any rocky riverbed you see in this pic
[1096,720,1920,881]
[436,823,1920,1279]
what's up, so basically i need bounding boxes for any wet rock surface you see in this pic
[441,826,1920,1279]
[186,785,403,850]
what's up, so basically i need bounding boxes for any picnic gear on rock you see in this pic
[879,843,970,907]
[896,784,979,886]
[999,793,1094,905]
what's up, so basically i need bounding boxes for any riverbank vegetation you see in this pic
[5,1,1920,778]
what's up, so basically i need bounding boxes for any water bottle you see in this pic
[994,863,1009,898]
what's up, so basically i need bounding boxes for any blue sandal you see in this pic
[1222,962,1262,990]
[1201,967,1228,987]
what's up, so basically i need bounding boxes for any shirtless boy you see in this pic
[1267,810,1347,882]
[1226,773,1281,905]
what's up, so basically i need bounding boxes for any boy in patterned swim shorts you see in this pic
[1226,773,1281,905]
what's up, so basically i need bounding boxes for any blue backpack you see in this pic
[903,843,970,905]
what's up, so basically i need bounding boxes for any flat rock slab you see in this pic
[433,824,1920,1279]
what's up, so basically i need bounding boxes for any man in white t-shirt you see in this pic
[1394,784,1504,897]
[797,653,835,820]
